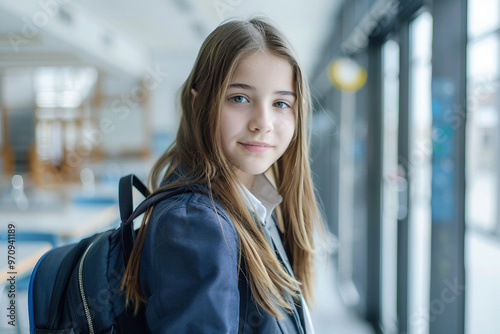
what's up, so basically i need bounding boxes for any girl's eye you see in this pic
[229,96,248,103]
[274,101,290,109]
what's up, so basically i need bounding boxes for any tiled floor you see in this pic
[309,230,500,334]
[309,251,375,334]
[465,230,500,334]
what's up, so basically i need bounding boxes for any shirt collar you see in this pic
[239,174,282,225]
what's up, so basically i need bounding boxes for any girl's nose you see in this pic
[249,104,273,133]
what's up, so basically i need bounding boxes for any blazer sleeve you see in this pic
[142,202,240,334]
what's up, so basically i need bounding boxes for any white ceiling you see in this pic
[0,0,343,78]
[80,0,342,74]
[0,9,80,67]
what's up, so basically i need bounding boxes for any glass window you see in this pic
[408,11,433,334]
[468,35,499,80]
[466,80,498,231]
[34,67,97,109]
[381,38,400,334]
[33,67,98,182]
[468,0,500,38]
[466,2,500,333]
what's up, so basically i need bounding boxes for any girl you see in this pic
[122,17,324,334]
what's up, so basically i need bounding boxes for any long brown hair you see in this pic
[122,17,324,319]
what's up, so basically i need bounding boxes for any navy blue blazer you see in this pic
[138,182,305,333]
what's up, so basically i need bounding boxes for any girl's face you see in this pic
[220,51,296,188]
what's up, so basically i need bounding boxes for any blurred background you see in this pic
[0,0,498,333]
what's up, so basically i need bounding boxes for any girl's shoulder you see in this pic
[148,183,236,238]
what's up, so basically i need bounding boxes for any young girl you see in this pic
[123,17,323,334]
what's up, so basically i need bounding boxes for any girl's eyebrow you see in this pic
[276,90,297,98]
[228,83,296,98]
[228,83,254,90]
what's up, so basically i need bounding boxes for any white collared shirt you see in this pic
[239,173,282,227]
[238,174,316,334]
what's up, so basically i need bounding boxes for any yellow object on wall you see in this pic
[328,57,367,91]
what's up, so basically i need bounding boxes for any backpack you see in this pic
[28,174,185,334]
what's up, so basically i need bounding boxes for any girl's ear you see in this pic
[191,88,198,106]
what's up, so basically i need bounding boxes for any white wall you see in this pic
[147,51,197,154]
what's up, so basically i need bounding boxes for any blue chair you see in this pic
[0,232,59,245]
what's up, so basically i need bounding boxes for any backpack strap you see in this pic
[118,176,190,267]
[119,174,150,222]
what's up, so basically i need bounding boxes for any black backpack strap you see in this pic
[119,174,150,222]
[119,174,149,268]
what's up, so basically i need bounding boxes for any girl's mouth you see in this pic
[239,142,272,152]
